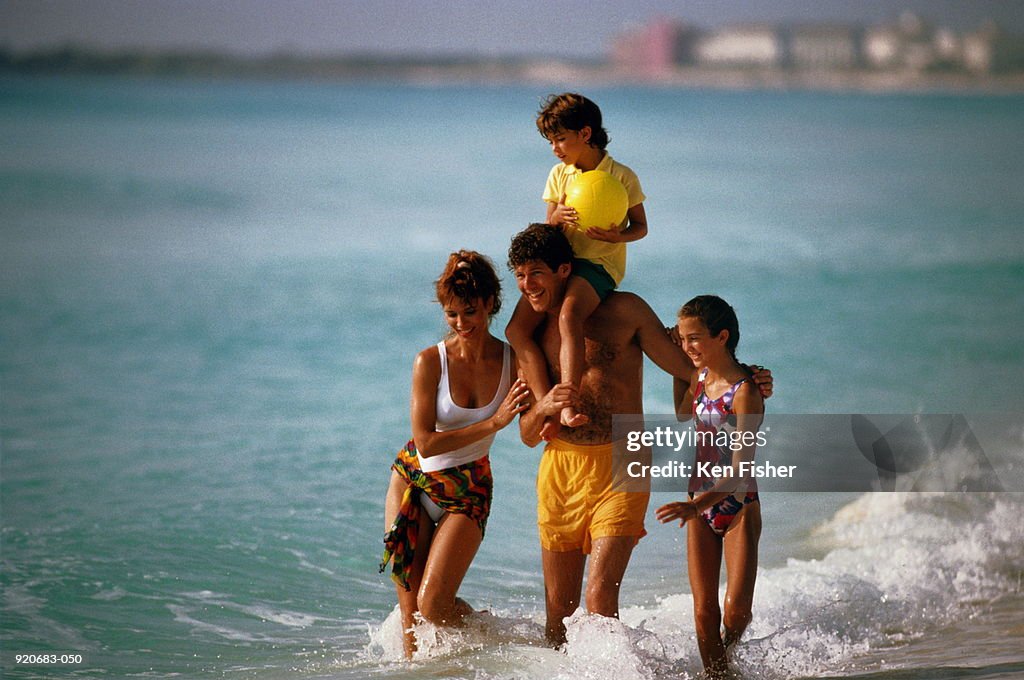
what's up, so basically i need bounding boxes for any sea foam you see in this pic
[362,492,1022,679]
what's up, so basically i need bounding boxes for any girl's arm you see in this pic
[585,202,648,243]
[410,347,528,457]
[673,375,696,422]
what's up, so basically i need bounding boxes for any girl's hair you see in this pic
[678,295,741,362]
[435,250,502,317]
[536,93,610,150]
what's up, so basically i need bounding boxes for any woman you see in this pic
[380,250,530,658]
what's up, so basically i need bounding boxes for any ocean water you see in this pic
[1,76,1023,679]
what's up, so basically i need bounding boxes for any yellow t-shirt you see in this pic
[542,153,645,286]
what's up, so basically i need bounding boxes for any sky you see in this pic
[2,0,1024,58]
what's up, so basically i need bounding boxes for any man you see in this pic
[508,224,768,644]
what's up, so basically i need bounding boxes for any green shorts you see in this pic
[572,258,616,301]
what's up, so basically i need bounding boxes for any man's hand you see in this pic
[665,325,681,347]
[747,365,773,399]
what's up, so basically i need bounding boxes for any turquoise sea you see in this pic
[2,76,1023,679]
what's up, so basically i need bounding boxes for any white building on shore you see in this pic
[694,24,782,67]
[788,25,860,69]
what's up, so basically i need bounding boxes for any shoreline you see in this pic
[4,51,1024,94]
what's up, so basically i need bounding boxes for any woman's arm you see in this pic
[410,347,528,457]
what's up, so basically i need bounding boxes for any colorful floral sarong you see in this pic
[379,440,492,591]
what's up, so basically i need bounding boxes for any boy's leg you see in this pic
[506,295,560,440]
[557,276,601,427]
[506,295,552,400]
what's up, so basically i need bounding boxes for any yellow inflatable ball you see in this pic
[564,170,629,231]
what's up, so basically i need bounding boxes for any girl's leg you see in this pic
[416,512,484,626]
[384,471,435,658]
[722,502,762,648]
[558,276,601,427]
[506,295,559,439]
[687,518,728,677]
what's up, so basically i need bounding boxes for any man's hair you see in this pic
[536,93,610,150]
[507,223,574,273]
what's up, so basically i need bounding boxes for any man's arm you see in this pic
[630,295,694,380]
[627,293,774,399]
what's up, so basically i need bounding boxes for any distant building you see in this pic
[787,25,860,69]
[863,25,902,68]
[963,21,1024,73]
[694,24,782,67]
[932,27,962,66]
[611,18,699,76]
[604,11,1024,79]
[863,12,938,71]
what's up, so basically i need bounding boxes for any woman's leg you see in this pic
[687,518,727,677]
[722,501,761,648]
[384,471,435,658]
[416,512,484,626]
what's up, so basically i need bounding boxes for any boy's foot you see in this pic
[540,418,562,442]
[560,406,589,428]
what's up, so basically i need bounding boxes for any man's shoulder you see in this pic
[593,290,652,324]
[603,290,647,310]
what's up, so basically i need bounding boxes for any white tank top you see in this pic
[418,340,511,473]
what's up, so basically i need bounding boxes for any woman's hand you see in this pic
[655,500,698,527]
[491,379,531,429]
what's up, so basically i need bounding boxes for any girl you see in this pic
[655,295,764,678]
[380,251,530,658]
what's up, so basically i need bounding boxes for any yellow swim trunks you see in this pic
[537,438,649,554]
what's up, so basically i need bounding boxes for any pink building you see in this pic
[611,18,697,76]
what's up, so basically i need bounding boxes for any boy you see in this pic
[507,93,648,439]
